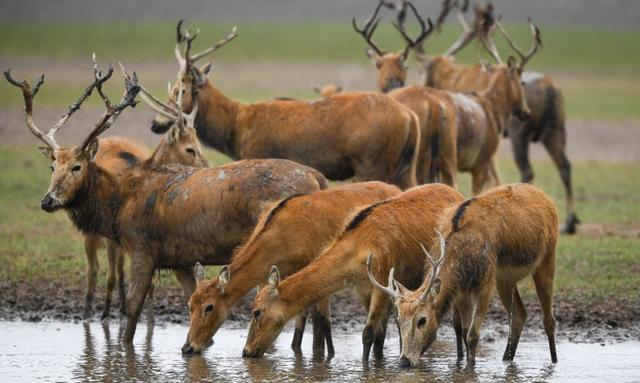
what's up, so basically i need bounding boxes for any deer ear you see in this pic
[79,139,99,160]
[267,265,281,290]
[218,265,230,293]
[192,67,208,87]
[200,62,213,76]
[507,55,518,72]
[335,85,343,93]
[194,262,205,282]
[38,146,55,161]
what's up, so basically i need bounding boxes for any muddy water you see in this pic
[1,320,639,382]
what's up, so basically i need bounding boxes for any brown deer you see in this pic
[241,184,464,359]
[182,181,400,355]
[311,83,343,98]
[84,76,212,321]
[5,61,328,343]
[369,183,558,367]
[149,21,420,190]
[416,1,579,234]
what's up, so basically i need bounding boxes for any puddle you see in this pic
[0,320,639,382]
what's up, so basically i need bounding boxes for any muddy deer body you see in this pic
[241,184,464,359]
[150,22,420,189]
[183,181,400,355]
[371,183,558,367]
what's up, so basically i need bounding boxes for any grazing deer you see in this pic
[370,183,558,367]
[241,184,464,359]
[416,1,579,234]
[83,78,211,321]
[311,83,343,98]
[149,21,420,189]
[5,61,328,343]
[182,181,400,355]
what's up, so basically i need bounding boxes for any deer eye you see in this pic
[203,304,214,316]
[253,309,262,320]
[417,317,427,328]
[72,164,82,172]
[185,147,196,156]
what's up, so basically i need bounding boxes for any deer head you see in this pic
[181,264,230,354]
[353,0,433,93]
[242,265,288,358]
[5,55,140,212]
[311,83,343,98]
[367,230,447,367]
[150,21,238,134]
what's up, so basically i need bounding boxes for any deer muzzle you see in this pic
[40,192,62,212]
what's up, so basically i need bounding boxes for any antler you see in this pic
[393,1,434,59]
[495,17,542,70]
[367,253,404,300]
[78,57,140,153]
[3,70,56,149]
[175,20,238,72]
[419,230,447,301]
[478,18,503,64]
[443,0,480,56]
[352,0,386,55]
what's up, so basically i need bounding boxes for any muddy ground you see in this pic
[1,278,638,344]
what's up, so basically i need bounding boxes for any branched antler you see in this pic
[175,20,238,72]
[367,253,404,300]
[419,230,447,301]
[393,1,434,58]
[352,0,386,55]
[495,17,542,70]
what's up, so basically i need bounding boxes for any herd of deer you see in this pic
[7,0,569,368]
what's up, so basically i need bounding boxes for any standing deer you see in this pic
[414,1,579,233]
[182,181,400,355]
[370,184,558,367]
[354,2,535,194]
[83,76,211,320]
[241,184,464,359]
[149,21,420,190]
[5,61,328,342]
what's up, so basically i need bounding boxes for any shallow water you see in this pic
[0,320,638,382]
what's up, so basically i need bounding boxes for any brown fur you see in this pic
[387,184,558,367]
[312,83,343,98]
[183,181,400,355]
[151,27,420,189]
[241,184,464,359]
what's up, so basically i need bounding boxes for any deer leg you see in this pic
[362,289,390,360]
[83,234,99,320]
[291,313,307,352]
[101,240,119,320]
[452,308,465,361]
[455,297,474,361]
[174,266,197,303]
[319,297,334,357]
[509,126,534,183]
[123,256,154,343]
[496,281,527,361]
[542,131,579,234]
[533,258,558,363]
[488,157,502,188]
[466,287,493,366]
[117,248,127,315]
[471,166,491,195]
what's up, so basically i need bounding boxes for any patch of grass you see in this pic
[0,146,639,303]
[1,22,639,71]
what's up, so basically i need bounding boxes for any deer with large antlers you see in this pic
[241,183,464,359]
[182,181,400,355]
[370,183,558,367]
[415,1,579,234]
[149,21,420,189]
[6,60,328,342]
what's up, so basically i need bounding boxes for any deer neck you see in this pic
[479,72,512,134]
[426,57,457,88]
[222,242,280,307]
[65,163,124,242]
[194,81,243,159]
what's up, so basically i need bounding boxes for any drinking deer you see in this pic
[241,183,464,359]
[415,1,579,233]
[370,183,558,367]
[5,61,328,342]
[182,181,400,355]
[149,21,420,190]
[83,77,211,321]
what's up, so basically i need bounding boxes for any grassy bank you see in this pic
[1,146,638,306]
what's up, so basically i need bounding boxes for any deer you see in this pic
[354,2,535,194]
[5,60,329,343]
[83,73,211,321]
[311,83,343,98]
[414,1,579,234]
[182,181,400,356]
[148,20,421,190]
[241,183,465,359]
[369,183,558,367]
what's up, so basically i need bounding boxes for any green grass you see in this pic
[1,146,639,301]
[1,21,639,71]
